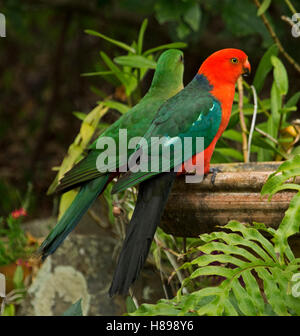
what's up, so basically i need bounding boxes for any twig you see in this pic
[247,85,258,162]
[237,77,249,162]
[154,235,188,295]
[87,209,108,229]
[255,127,279,144]
[281,15,295,27]
[155,237,181,258]
[253,0,300,75]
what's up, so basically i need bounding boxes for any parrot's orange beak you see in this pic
[242,58,251,77]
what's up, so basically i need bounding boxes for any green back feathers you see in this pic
[112,74,222,194]
[55,49,184,194]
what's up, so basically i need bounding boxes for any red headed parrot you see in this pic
[110,48,251,296]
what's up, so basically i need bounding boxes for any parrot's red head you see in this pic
[198,48,251,85]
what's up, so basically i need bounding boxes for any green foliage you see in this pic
[1,304,15,316]
[262,154,300,259]
[131,223,300,316]
[84,19,186,104]
[257,0,272,16]
[130,157,300,316]
[154,0,201,39]
[0,215,32,266]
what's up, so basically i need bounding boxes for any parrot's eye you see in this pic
[231,57,239,64]
[179,55,184,63]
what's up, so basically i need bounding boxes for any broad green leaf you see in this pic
[274,191,300,258]
[242,270,265,315]
[256,268,289,315]
[257,0,272,16]
[214,147,243,161]
[269,81,281,137]
[271,55,289,95]
[130,301,181,316]
[13,265,24,290]
[222,129,243,142]
[231,278,257,316]
[253,44,279,93]
[190,265,235,279]
[85,29,136,54]
[114,55,156,69]
[285,91,300,108]
[261,154,300,198]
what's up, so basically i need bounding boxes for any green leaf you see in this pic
[261,154,300,198]
[143,42,187,56]
[257,0,271,16]
[222,129,243,142]
[2,304,15,316]
[62,299,83,316]
[85,29,136,54]
[285,91,300,108]
[81,70,114,77]
[100,52,129,87]
[73,111,87,121]
[269,81,281,138]
[183,2,201,31]
[126,296,138,314]
[137,19,148,55]
[253,44,279,93]
[274,191,300,258]
[214,148,243,161]
[13,265,24,290]
[114,55,156,69]
[271,56,289,95]
[102,100,130,114]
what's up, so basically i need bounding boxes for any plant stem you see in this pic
[247,86,258,162]
[281,15,295,27]
[253,0,300,74]
[237,77,249,162]
[255,127,279,144]
[284,0,297,15]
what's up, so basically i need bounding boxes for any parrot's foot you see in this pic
[207,167,221,185]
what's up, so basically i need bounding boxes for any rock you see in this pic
[18,214,166,316]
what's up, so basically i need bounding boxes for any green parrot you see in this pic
[37,49,184,259]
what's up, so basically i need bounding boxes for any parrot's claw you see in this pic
[208,167,221,185]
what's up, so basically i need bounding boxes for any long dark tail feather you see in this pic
[37,175,110,260]
[109,172,177,296]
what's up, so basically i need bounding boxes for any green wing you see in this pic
[55,97,165,193]
[112,77,222,194]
